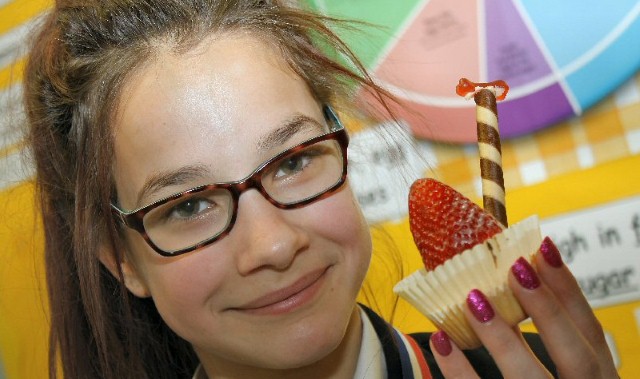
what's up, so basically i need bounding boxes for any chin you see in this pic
[275,317,349,368]
[256,303,357,371]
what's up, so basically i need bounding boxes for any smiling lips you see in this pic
[233,267,329,316]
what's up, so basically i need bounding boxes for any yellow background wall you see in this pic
[0,183,48,379]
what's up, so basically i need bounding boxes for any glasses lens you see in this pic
[143,188,234,253]
[261,138,345,204]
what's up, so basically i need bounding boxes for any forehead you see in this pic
[112,33,322,207]
[116,33,310,129]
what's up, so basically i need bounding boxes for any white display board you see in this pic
[540,196,640,309]
[347,122,435,224]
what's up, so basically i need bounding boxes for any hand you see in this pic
[429,237,619,379]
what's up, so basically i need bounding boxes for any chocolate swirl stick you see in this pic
[456,78,510,227]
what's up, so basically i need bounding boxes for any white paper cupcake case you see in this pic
[393,215,542,349]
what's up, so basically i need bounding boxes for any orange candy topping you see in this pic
[455,78,510,101]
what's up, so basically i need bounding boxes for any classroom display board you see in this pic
[306,0,640,142]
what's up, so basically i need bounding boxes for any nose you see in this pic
[233,190,310,275]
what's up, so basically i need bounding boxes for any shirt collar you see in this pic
[353,306,387,379]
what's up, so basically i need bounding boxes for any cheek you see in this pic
[311,187,372,263]
[146,254,233,339]
[152,259,221,299]
[123,233,230,325]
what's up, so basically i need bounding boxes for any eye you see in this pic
[273,148,322,179]
[142,188,234,248]
[167,197,216,221]
[152,197,221,224]
[274,153,312,178]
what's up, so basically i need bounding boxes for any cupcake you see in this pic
[393,178,541,349]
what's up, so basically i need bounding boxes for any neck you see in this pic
[200,306,364,379]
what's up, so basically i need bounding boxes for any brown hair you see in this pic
[23,1,394,378]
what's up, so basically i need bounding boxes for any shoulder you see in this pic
[410,332,558,379]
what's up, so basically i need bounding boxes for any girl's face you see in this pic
[110,34,372,373]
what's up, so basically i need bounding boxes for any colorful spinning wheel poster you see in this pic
[304,0,640,142]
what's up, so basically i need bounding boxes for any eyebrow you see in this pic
[135,164,210,208]
[255,114,324,152]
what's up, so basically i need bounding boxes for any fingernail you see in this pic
[511,257,540,290]
[540,236,563,268]
[430,330,452,357]
[467,289,494,323]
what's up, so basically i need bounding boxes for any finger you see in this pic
[465,289,552,379]
[510,255,603,378]
[429,330,480,379]
[534,237,618,378]
[535,237,604,344]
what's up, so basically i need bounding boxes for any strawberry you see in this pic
[409,178,504,271]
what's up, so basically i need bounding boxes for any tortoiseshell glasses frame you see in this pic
[111,105,349,256]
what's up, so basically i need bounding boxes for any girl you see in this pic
[23,1,617,378]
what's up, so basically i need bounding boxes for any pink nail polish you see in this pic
[467,289,494,323]
[431,331,452,357]
[540,236,563,268]
[511,257,540,290]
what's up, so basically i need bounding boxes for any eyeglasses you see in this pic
[111,105,348,256]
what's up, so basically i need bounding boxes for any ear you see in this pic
[98,247,151,298]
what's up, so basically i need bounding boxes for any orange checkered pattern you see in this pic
[425,72,640,199]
